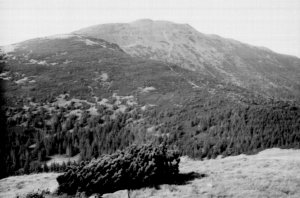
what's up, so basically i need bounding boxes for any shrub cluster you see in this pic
[56,144,180,195]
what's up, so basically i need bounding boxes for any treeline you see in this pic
[2,88,300,178]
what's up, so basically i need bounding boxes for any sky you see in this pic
[0,0,300,57]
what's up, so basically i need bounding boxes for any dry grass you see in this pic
[0,173,61,198]
[1,148,300,198]
[126,148,300,198]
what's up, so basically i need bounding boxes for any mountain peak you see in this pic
[130,19,178,28]
[132,19,154,24]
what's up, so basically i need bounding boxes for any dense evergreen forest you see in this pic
[2,92,300,178]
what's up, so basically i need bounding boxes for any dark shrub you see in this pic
[57,143,180,195]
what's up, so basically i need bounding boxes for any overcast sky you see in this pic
[1,0,300,57]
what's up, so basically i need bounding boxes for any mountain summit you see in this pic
[74,19,300,100]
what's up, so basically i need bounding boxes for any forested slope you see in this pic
[0,34,299,178]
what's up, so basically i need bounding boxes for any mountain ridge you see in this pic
[74,19,300,101]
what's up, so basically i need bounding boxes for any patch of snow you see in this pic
[29,102,38,106]
[63,60,72,64]
[84,39,99,46]
[0,72,9,77]
[113,93,135,100]
[55,94,98,112]
[127,100,137,106]
[147,126,155,133]
[115,105,127,113]
[5,55,17,60]
[29,59,48,65]
[112,93,137,106]
[95,72,109,82]
[100,72,108,81]
[88,106,99,116]
[28,144,36,149]
[72,98,94,107]
[23,105,30,111]
[38,60,47,65]
[1,77,11,80]
[187,80,200,89]
[55,94,70,107]
[60,51,68,55]
[139,86,156,93]
[68,109,83,118]
[208,88,216,95]
[15,77,28,84]
[0,72,11,80]
[141,104,156,111]
[96,98,113,109]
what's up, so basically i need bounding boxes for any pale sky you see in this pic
[1,0,300,57]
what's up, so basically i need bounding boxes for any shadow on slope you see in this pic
[151,171,207,190]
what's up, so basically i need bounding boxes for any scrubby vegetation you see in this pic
[56,144,180,195]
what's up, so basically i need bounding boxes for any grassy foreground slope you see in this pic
[0,148,299,198]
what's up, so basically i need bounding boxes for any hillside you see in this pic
[75,19,300,100]
[0,28,299,178]
[1,148,300,198]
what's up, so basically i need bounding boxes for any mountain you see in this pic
[0,34,213,108]
[74,19,300,100]
[0,22,299,179]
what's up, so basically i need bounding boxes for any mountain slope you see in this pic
[74,19,300,100]
[0,32,299,178]
[0,34,201,107]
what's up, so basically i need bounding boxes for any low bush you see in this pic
[56,143,180,195]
